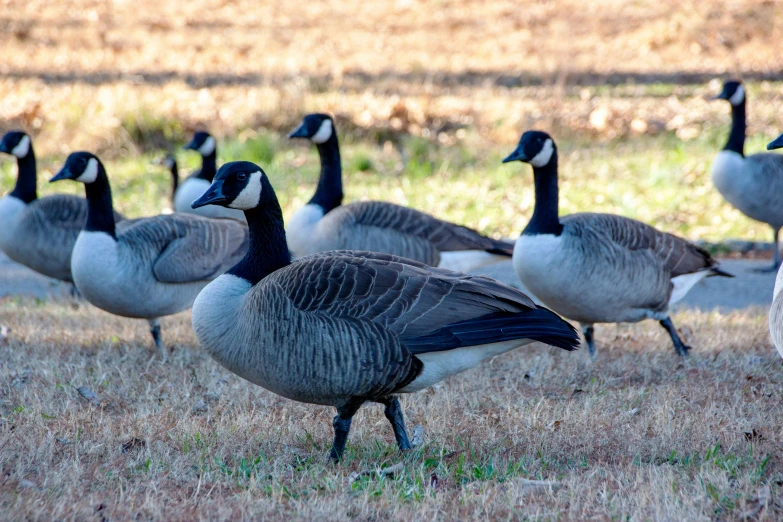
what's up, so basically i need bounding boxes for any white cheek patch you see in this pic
[229,172,263,209]
[198,136,216,156]
[529,139,554,167]
[11,135,30,158]
[310,119,333,144]
[76,158,99,184]
[729,85,745,106]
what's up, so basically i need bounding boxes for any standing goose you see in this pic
[710,80,783,271]
[504,130,732,357]
[0,130,125,285]
[177,131,245,222]
[190,160,579,461]
[287,113,514,272]
[50,152,248,356]
[765,133,783,359]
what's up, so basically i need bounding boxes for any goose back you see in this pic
[72,214,247,318]
[298,200,513,265]
[0,194,124,282]
[515,212,720,324]
[193,250,576,406]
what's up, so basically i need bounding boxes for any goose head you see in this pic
[288,113,335,144]
[768,133,783,151]
[712,80,745,107]
[183,131,216,157]
[192,161,271,211]
[502,130,556,168]
[49,151,103,184]
[0,131,32,159]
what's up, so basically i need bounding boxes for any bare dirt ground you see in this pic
[2,1,783,520]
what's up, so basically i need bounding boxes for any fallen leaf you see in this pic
[744,429,763,442]
[380,462,404,476]
[191,399,207,414]
[429,473,439,489]
[411,425,424,447]
[121,437,146,453]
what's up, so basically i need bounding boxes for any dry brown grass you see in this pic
[0,297,781,520]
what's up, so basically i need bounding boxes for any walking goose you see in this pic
[765,133,783,359]
[189,160,579,461]
[711,80,783,271]
[504,130,732,357]
[177,131,245,222]
[152,154,178,206]
[287,113,514,272]
[0,130,125,284]
[50,152,248,355]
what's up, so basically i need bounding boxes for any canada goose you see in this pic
[504,130,732,357]
[151,154,178,206]
[287,113,514,272]
[50,152,248,356]
[711,80,783,271]
[178,131,245,222]
[189,160,579,461]
[766,134,783,359]
[0,130,125,285]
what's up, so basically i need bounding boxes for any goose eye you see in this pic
[237,172,247,181]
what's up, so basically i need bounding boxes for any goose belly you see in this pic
[438,251,505,272]
[193,275,404,406]
[513,234,665,324]
[71,232,203,318]
[175,179,245,222]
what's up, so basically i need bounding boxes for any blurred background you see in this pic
[1,0,781,242]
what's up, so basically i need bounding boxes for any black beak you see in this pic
[49,166,73,183]
[502,146,528,164]
[0,140,9,154]
[287,122,310,139]
[768,133,783,151]
[710,92,729,101]
[192,180,230,209]
[182,138,198,151]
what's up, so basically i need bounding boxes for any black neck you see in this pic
[196,151,217,182]
[723,99,746,156]
[308,133,343,212]
[83,167,117,238]
[522,155,563,236]
[9,148,37,203]
[170,162,179,202]
[228,190,291,286]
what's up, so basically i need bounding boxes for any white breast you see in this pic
[192,274,252,359]
[0,196,26,251]
[512,233,565,284]
[71,231,120,290]
[286,204,325,258]
[711,151,747,204]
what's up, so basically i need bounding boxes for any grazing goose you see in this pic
[0,130,125,285]
[178,131,245,222]
[711,80,783,271]
[152,154,178,206]
[287,113,514,272]
[504,130,732,357]
[50,152,248,356]
[189,160,579,461]
[766,134,783,359]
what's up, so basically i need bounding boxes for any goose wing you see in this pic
[565,213,721,277]
[270,250,578,353]
[149,215,249,283]
[342,201,514,255]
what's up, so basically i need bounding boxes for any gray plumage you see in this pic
[291,201,514,266]
[770,266,783,360]
[505,130,731,357]
[190,161,578,460]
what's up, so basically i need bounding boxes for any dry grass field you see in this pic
[0,299,780,520]
[2,0,783,520]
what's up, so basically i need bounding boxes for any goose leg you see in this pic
[754,227,781,273]
[148,319,165,358]
[659,316,690,356]
[69,283,81,299]
[329,400,363,462]
[381,396,412,451]
[581,323,596,357]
